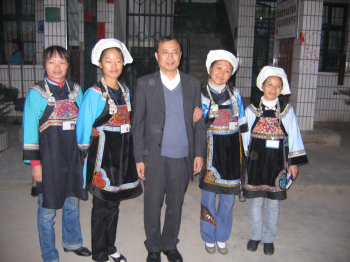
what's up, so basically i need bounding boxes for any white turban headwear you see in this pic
[91,38,133,66]
[256,66,291,95]
[206,50,239,75]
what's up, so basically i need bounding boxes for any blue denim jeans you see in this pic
[37,194,83,262]
[249,197,279,243]
[200,189,235,243]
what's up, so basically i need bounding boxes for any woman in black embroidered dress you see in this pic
[76,39,142,262]
[198,50,248,255]
[242,66,308,256]
[22,46,91,262]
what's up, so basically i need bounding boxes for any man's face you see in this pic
[155,40,182,75]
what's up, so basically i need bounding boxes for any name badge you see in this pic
[229,121,238,131]
[120,123,130,134]
[266,139,279,149]
[62,120,75,130]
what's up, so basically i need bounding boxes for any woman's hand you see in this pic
[288,165,298,180]
[32,165,43,182]
[193,107,203,123]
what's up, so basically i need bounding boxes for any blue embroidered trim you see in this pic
[23,143,39,150]
[205,133,241,186]
[95,126,139,192]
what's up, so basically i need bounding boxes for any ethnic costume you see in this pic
[22,77,88,262]
[199,49,247,252]
[76,79,142,261]
[242,66,308,250]
[200,85,248,193]
[242,100,308,199]
[23,78,87,207]
[199,84,247,246]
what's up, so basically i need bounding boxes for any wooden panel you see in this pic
[278,38,294,102]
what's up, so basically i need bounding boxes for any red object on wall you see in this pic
[78,0,83,3]
[97,22,105,41]
[300,32,305,44]
[84,12,93,21]
[107,0,114,3]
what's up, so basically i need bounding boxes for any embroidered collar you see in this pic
[47,77,66,88]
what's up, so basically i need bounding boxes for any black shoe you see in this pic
[110,254,127,262]
[147,252,161,262]
[63,246,92,256]
[247,240,260,252]
[162,249,183,262]
[264,243,274,255]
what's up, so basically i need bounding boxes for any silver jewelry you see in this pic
[206,85,219,118]
[44,80,55,106]
[258,99,281,125]
[227,86,239,118]
[44,79,75,105]
[206,84,239,119]
[101,77,131,115]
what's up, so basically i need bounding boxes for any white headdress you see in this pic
[206,50,239,75]
[91,38,133,66]
[256,66,291,95]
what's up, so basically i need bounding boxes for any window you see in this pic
[319,3,347,72]
[0,0,35,64]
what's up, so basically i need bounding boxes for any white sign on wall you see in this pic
[276,0,298,39]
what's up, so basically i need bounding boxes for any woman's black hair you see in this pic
[99,47,124,63]
[12,39,24,50]
[155,36,182,53]
[43,46,70,66]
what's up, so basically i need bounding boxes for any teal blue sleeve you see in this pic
[22,88,48,163]
[75,87,84,108]
[201,93,210,119]
[236,93,247,125]
[76,88,105,156]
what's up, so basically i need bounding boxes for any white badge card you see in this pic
[62,120,75,130]
[266,139,279,149]
[120,123,130,134]
[229,121,238,131]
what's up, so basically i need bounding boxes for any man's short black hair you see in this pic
[155,36,182,53]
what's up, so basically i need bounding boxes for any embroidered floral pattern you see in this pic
[204,170,216,183]
[93,172,106,188]
[39,100,78,133]
[108,104,130,126]
[200,204,216,226]
[279,173,287,189]
[251,117,285,140]
[211,109,232,128]
[92,127,99,136]
[49,100,79,119]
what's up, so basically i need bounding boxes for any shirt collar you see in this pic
[160,70,180,91]
[47,77,66,88]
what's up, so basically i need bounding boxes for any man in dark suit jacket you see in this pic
[131,36,206,262]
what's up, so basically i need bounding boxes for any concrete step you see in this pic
[301,124,341,146]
